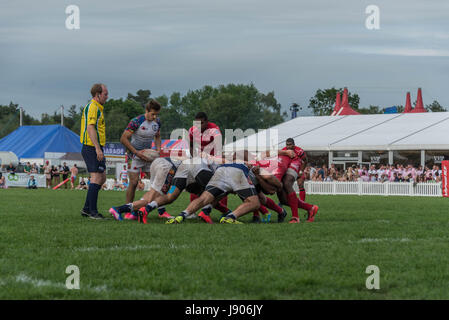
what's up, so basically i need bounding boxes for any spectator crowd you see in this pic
[1,160,444,191]
[305,164,443,183]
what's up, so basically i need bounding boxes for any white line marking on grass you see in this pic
[74,243,191,252]
[354,238,412,243]
[8,273,167,298]
[15,273,108,292]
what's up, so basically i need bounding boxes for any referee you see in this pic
[80,83,108,219]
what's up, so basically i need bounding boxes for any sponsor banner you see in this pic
[104,142,126,156]
[442,160,449,198]
[4,173,46,188]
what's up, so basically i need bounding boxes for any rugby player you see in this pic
[278,138,318,223]
[187,112,228,219]
[248,165,288,220]
[109,156,182,223]
[119,100,171,220]
[136,158,231,224]
[166,152,259,224]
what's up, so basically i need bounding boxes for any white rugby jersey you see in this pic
[125,114,161,154]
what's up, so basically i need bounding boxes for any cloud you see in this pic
[342,46,449,57]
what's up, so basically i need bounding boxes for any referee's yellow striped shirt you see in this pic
[80,99,106,147]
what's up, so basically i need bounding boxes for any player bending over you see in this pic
[136,158,232,224]
[166,161,260,225]
[248,165,288,222]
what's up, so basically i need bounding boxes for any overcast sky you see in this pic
[1,0,448,120]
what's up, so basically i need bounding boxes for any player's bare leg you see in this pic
[126,171,139,203]
[138,188,182,216]
[221,195,260,224]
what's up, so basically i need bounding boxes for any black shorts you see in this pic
[82,145,106,173]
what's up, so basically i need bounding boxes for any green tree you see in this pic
[127,89,152,107]
[101,98,145,141]
[426,100,446,112]
[358,105,380,114]
[177,83,286,133]
[309,88,360,116]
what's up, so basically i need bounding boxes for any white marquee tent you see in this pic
[224,112,449,168]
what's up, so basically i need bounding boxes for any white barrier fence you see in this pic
[101,178,443,197]
[300,181,442,197]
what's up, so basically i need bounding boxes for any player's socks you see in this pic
[87,183,101,214]
[220,209,233,219]
[226,213,237,221]
[201,205,212,216]
[179,211,189,221]
[213,201,229,214]
[287,192,299,219]
[116,203,133,213]
[83,196,90,213]
[219,196,228,208]
[157,205,165,215]
[297,198,313,211]
[259,205,269,215]
[299,188,306,201]
[264,197,283,214]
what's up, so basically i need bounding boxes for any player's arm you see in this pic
[253,166,282,194]
[119,130,150,162]
[154,131,161,153]
[278,149,295,158]
[300,155,307,172]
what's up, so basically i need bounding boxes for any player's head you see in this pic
[145,100,161,121]
[91,83,108,105]
[194,112,208,131]
[286,138,295,150]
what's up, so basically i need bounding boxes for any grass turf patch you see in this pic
[0,188,448,299]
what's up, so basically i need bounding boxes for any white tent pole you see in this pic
[61,105,64,126]
[19,107,23,126]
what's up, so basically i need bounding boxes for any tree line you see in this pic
[1,85,446,141]
[0,83,287,141]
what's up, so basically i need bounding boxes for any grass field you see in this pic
[1,188,449,300]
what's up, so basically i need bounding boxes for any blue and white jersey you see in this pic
[125,115,161,155]
[218,163,250,177]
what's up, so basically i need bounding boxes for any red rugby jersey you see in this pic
[189,122,222,156]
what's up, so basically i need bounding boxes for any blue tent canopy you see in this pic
[0,125,82,159]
